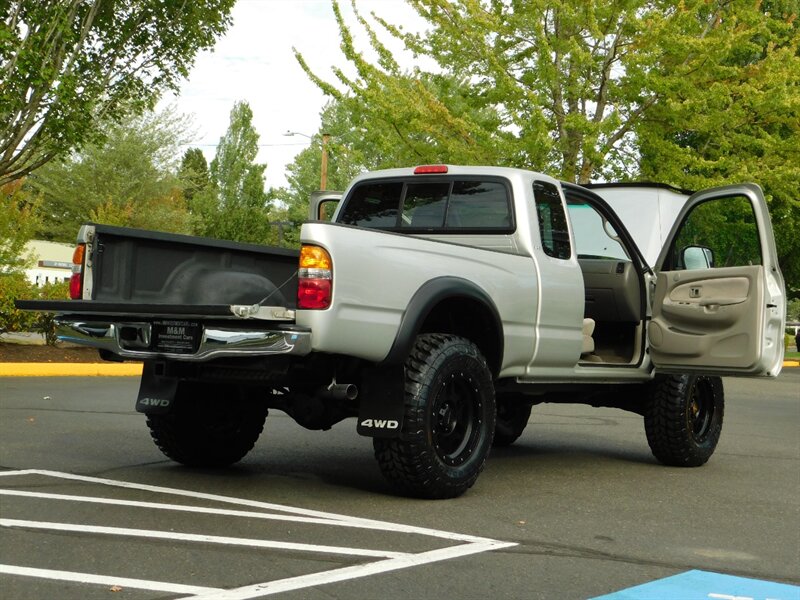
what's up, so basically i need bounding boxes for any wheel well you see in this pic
[419,297,502,375]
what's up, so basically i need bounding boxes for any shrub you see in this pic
[35,281,70,345]
[0,273,36,335]
[0,276,69,345]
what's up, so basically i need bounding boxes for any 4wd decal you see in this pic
[359,419,399,430]
[135,396,173,414]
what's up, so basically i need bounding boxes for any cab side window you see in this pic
[669,196,761,270]
[533,181,571,260]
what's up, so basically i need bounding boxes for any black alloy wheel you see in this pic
[373,334,496,499]
[644,374,724,467]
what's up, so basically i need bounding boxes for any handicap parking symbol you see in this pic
[592,569,800,600]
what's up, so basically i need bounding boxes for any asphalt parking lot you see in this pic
[1,371,798,599]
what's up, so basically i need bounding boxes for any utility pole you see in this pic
[284,130,332,191]
[320,133,330,191]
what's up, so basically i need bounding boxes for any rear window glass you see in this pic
[338,182,402,228]
[448,181,510,229]
[403,182,449,228]
[338,178,513,232]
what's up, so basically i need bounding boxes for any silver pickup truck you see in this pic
[18,165,786,498]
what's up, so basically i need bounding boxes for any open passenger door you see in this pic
[650,184,785,377]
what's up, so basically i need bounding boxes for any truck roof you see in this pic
[349,164,560,185]
[342,166,693,267]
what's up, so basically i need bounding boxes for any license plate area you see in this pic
[151,320,201,354]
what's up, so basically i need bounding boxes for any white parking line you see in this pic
[1,518,410,559]
[0,469,517,598]
[189,541,514,599]
[0,489,374,528]
[0,564,222,595]
[0,469,491,542]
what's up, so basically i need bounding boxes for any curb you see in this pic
[0,363,143,377]
[0,361,797,377]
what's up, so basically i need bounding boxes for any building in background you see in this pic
[24,240,73,286]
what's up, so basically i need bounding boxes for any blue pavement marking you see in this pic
[591,569,800,600]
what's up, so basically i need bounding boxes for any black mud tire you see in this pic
[373,334,496,499]
[644,374,724,467]
[493,394,532,447]
[146,382,268,467]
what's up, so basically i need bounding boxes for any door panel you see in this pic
[651,184,785,377]
[650,266,764,369]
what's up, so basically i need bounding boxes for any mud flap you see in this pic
[357,365,405,438]
[135,362,178,414]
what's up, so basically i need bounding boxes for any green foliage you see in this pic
[0,273,35,335]
[0,274,69,344]
[270,101,371,247]
[297,0,717,182]
[34,280,70,345]
[295,4,511,170]
[179,148,211,202]
[298,0,799,295]
[209,101,268,212]
[787,298,800,323]
[0,0,235,185]
[28,107,193,240]
[0,179,41,272]
[194,101,274,244]
[637,0,800,297]
[673,197,761,269]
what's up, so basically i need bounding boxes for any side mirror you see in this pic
[308,191,342,221]
[682,245,714,270]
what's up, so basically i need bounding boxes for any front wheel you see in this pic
[146,382,268,467]
[644,374,724,467]
[373,334,496,499]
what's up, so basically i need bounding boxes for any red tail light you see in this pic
[69,243,86,299]
[414,165,448,174]
[298,245,332,310]
[298,279,332,310]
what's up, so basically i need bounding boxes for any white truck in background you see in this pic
[19,165,786,498]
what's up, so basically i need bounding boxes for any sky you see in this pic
[162,0,424,190]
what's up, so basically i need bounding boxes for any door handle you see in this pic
[699,297,745,307]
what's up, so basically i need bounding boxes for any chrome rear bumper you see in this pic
[56,319,312,361]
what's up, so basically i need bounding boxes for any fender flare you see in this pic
[381,276,504,371]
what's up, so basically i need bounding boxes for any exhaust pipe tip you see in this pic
[326,383,358,401]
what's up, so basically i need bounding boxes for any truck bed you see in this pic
[81,224,300,308]
[16,224,307,360]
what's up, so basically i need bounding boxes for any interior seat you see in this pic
[581,317,602,362]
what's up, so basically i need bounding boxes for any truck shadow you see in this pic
[488,440,658,467]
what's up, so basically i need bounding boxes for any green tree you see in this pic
[0,179,40,272]
[270,101,373,247]
[179,148,211,202]
[195,101,273,244]
[637,1,800,297]
[295,3,510,170]
[786,298,800,323]
[0,179,41,337]
[0,0,235,186]
[298,0,711,182]
[28,107,193,240]
[210,101,267,209]
[299,0,798,293]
